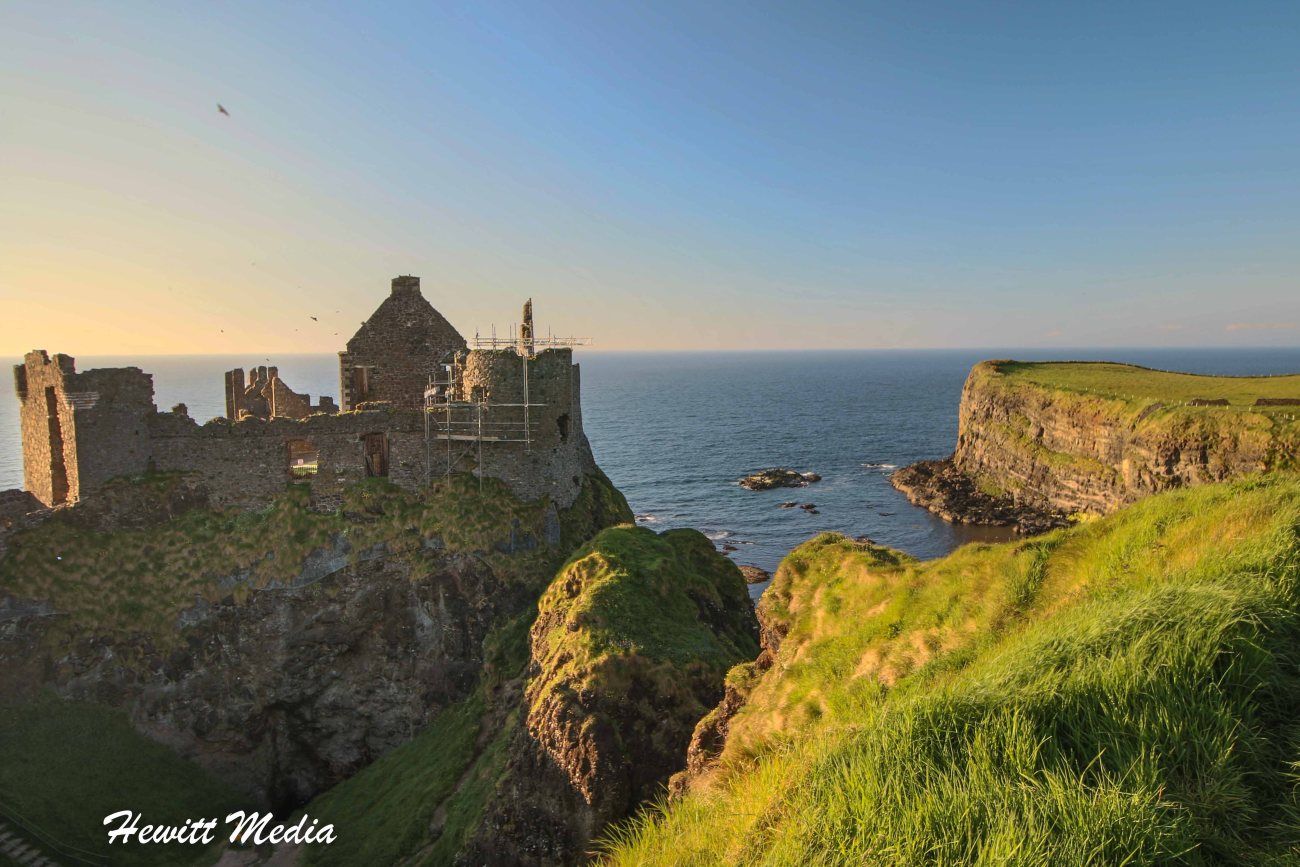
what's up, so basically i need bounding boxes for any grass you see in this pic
[0,470,630,659]
[533,526,759,685]
[996,360,1300,409]
[297,607,537,867]
[525,525,762,775]
[297,693,491,867]
[299,524,756,866]
[0,694,242,867]
[600,474,1300,866]
[971,361,1300,481]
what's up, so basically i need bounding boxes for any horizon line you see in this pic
[5,344,1299,360]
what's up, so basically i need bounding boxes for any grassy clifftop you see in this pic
[0,469,629,654]
[995,360,1300,410]
[605,474,1300,865]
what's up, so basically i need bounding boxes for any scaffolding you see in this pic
[423,300,589,488]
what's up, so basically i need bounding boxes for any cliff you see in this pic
[297,525,760,867]
[602,474,1300,865]
[893,360,1300,529]
[0,468,631,853]
[461,526,759,865]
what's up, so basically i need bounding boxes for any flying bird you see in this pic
[217,103,230,116]
[310,316,318,321]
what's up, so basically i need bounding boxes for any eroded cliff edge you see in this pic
[892,360,1300,530]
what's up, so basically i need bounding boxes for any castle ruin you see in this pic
[9,276,595,512]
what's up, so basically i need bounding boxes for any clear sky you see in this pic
[2,1,1298,354]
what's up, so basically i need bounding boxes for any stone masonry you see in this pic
[10,277,595,511]
[224,365,338,420]
[338,275,468,411]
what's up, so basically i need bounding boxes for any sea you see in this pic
[4,349,1298,598]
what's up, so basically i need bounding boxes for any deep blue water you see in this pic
[4,349,1298,595]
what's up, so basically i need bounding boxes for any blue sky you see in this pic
[1,1,1298,352]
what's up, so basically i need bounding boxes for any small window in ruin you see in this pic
[287,438,320,479]
[556,413,570,442]
[352,367,372,404]
[363,432,389,477]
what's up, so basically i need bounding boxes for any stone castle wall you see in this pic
[148,409,429,510]
[457,348,593,507]
[11,279,593,511]
[14,351,154,506]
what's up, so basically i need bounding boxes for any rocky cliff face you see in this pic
[0,470,631,813]
[459,526,760,866]
[894,360,1300,527]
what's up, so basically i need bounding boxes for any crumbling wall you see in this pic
[149,409,428,509]
[226,366,336,421]
[338,276,467,411]
[13,352,154,507]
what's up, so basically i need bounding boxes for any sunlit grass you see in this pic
[601,474,1300,865]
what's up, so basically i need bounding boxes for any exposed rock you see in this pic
[738,565,771,584]
[891,458,1067,535]
[892,360,1299,532]
[738,469,820,491]
[0,471,632,813]
[778,501,797,509]
[460,527,760,866]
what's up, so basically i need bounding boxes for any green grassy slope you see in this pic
[603,475,1300,866]
[0,695,242,867]
[530,525,760,717]
[297,610,532,867]
[998,360,1300,410]
[0,469,629,657]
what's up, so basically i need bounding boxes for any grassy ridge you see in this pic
[531,526,760,714]
[603,475,1300,865]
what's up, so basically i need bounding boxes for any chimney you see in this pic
[391,275,421,295]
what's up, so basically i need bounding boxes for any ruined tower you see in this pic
[13,351,154,507]
[337,276,468,411]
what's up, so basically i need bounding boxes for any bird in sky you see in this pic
[217,104,230,116]
[310,316,318,321]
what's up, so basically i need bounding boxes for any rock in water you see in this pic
[738,565,771,584]
[739,468,821,491]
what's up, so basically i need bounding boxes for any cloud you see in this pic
[1042,328,1063,339]
[1225,322,1298,332]
[1157,323,1186,332]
